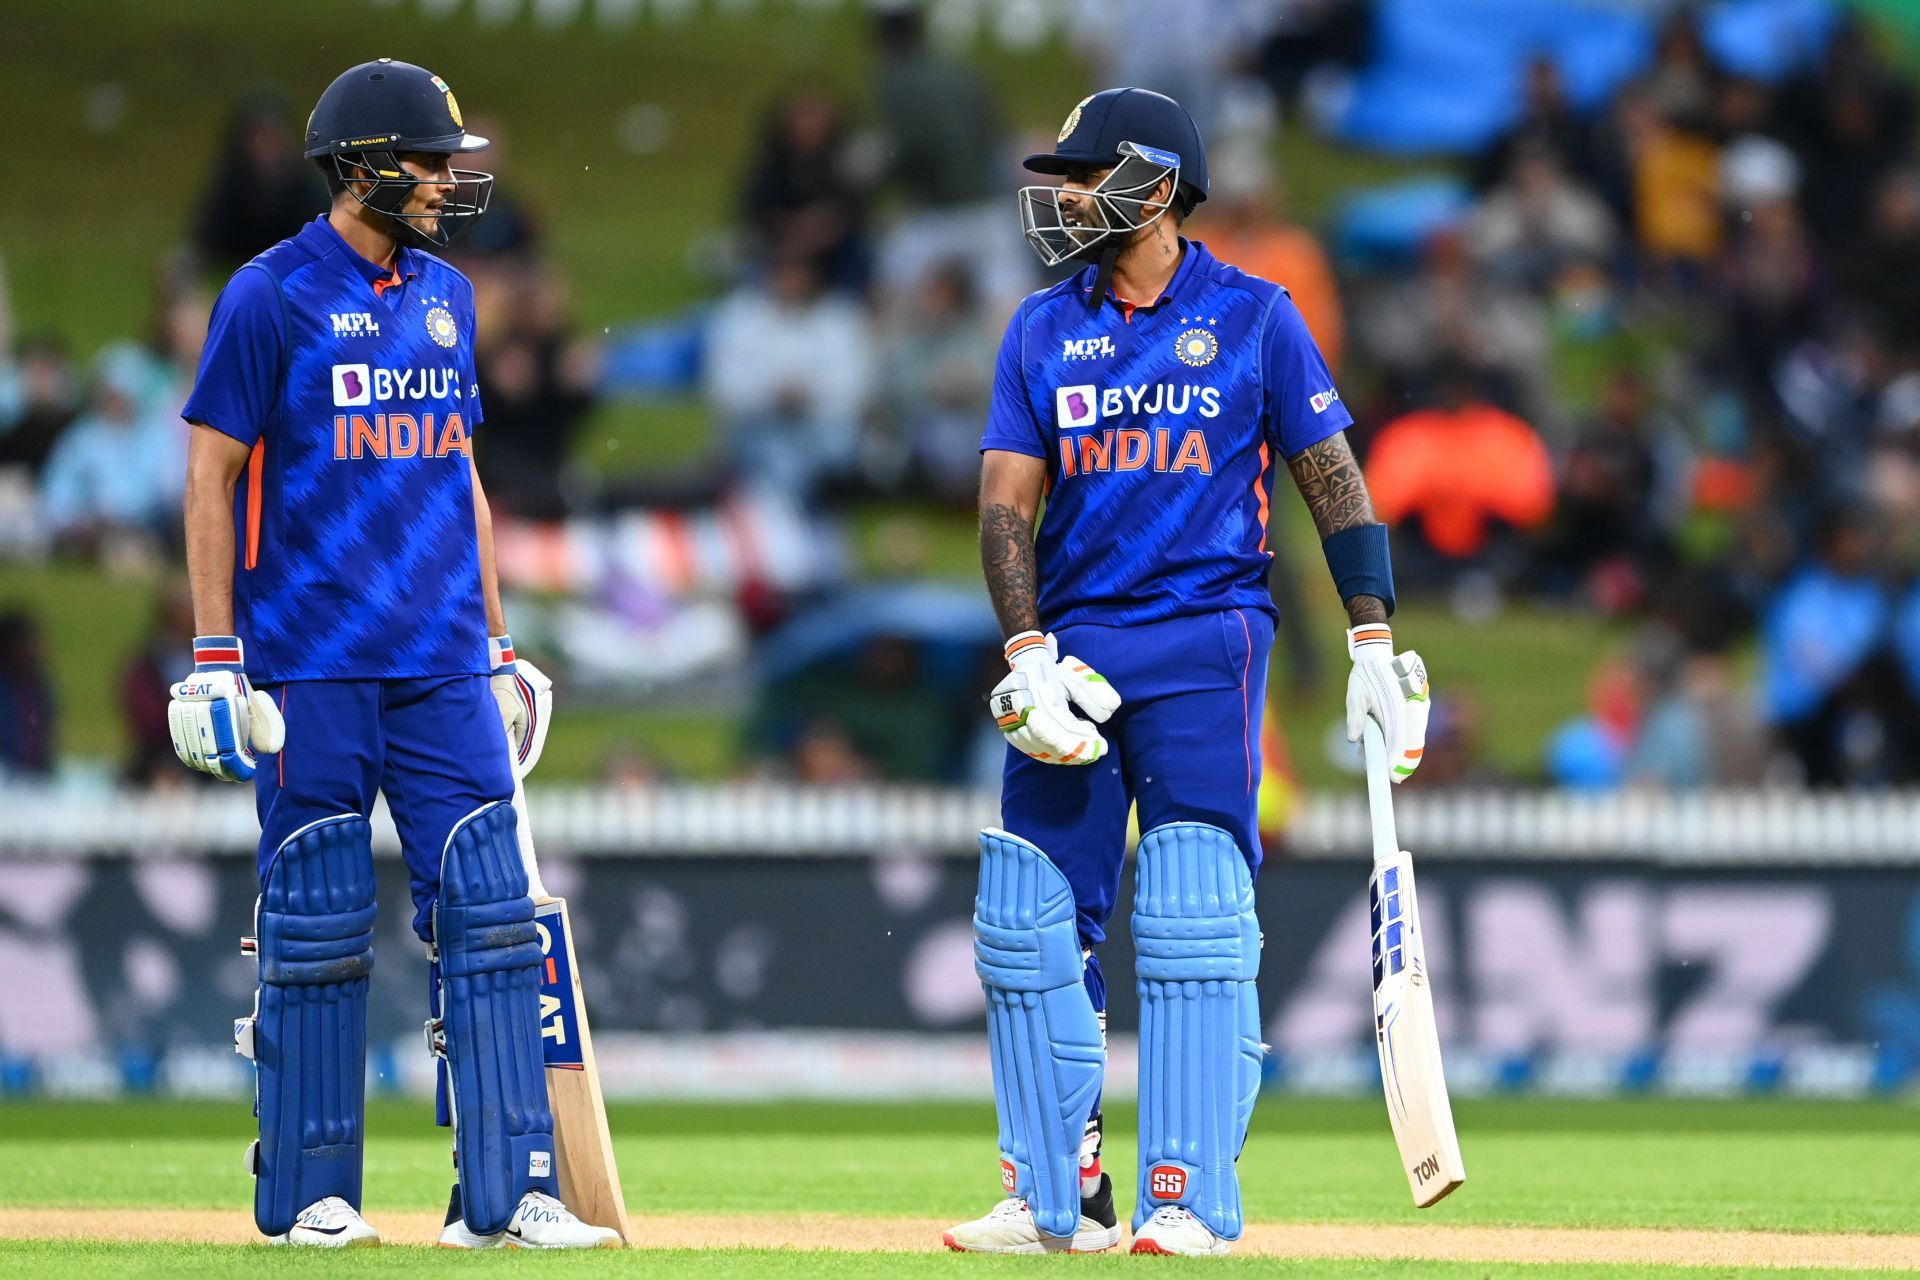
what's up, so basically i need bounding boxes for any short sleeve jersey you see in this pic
[182,216,487,683]
[981,239,1352,629]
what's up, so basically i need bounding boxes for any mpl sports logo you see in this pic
[1061,335,1115,362]
[330,311,380,338]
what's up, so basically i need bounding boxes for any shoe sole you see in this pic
[942,1227,1121,1255]
[501,1237,623,1250]
[1129,1237,1231,1257]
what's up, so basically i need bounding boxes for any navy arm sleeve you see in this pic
[180,265,286,448]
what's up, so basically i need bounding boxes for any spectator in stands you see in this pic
[448,115,543,264]
[1628,625,1768,789]
[1365,360,1555,590]
[1761,511,1896,786]
[40,346,183,555]
[875,260,995,503]
[0,333,79,473]
[190,91,326,270]
[1592,83,1722,276]
[1467,143,1619,296]
[703,249,875,500]
[1474,54,1595,193]
[739,85,874,293]
[869,5,1030,307]
[1202,143,1344,370]
[120,583,196,787]
[0,610,54,778]
[473,265,596,519]
[1778,15,1915,249]
[1536,367,1678,606]
[1256,0,1375,112]
[1720,189,1823,401]
[1838,168,1920,352]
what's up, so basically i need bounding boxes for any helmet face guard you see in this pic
[328,150,493,249]
[1018,141,1181,268]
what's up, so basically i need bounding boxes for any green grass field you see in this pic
[5,1098,1920,1276]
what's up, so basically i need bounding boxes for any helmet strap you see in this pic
[1088,241,1121,312]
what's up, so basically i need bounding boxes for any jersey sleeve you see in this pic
[1262,290,1352,457]
[979,302,1046,459]
[180,265,285,448]
[459,279,484,428]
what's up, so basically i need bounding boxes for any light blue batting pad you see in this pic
[249,814,376,1237]
[435,801,557,1235]
[1132,822,1262,1240]
[974,828,1104,1239]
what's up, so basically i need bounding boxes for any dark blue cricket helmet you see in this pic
[1024,87,1208,210]
[304,59,491,247]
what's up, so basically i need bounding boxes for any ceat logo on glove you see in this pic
[1149,1165,1188,1200]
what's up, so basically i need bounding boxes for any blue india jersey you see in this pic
[182,216,487,684]
[980,239,1351,629]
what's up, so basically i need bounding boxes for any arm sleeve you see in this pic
[1262,291,1353,457]
[978,303,1046,459]
[179,265,285,448]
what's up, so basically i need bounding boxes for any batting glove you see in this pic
[1346,623,1429,782]
[168,636,286,783]
[489,634,554,778]
[987,631,1121,766]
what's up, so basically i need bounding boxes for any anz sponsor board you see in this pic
[7,854,1920,1098]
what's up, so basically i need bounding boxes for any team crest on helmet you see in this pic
[426,305,458,348]
[1058,95,1091,144]
[1175,327,1218,368]
[431,74,463,127]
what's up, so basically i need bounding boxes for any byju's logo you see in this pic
[1062,335,1115,362]
[331,363,371,407]
[1311,387,1341,414]
[330,311,380,338]
[1056,384,1100,429]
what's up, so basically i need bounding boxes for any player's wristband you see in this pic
[1321,524,1395,617]
[1347,623,1393,657]
[193,635,246,673]
[488,633,516,675]
[1003,631,1048,668]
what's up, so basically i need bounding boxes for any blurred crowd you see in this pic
[2,1,1919,791]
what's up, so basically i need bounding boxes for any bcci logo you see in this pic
[425,305,458,349]
[1175,328,1218,368]
[1058,94,1091,143]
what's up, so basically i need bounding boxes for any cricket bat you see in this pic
[1361,719,1465,1208]
[515,773,633,1243]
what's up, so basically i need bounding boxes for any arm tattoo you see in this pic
[980,502,1042,638]
[1287,432,1374,537]
[1287,431,1389,627]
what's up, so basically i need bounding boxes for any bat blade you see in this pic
[535,895,632,1242]
[1369,849,1465,1207]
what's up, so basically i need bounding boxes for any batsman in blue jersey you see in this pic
[945,89,1432,1257]
[168,60,613,1250]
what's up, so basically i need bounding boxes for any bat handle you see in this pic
[511,768,550,901]
[1361,718,1400,865]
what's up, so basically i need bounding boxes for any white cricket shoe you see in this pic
[943,1174,1122,1254]
[437,1184,502,1249]
[1129,1205,1232,1256]
[267,1196,380,1247]
[500,1190,622,1249]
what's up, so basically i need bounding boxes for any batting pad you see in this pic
[435,801,557,1235]
[974,828,1104,1239]
[245,814,377,1237]
[1132,822,1262,1240]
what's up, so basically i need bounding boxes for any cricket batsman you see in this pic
[169,59,615,1249]
[945,88,1430,1256]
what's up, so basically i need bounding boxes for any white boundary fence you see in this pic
[11,784,1920,863]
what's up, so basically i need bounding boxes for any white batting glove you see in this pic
[1346,623,1429,782]
[987,631,1121,766]
[489,634,553,778]
[168,636,286,783]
